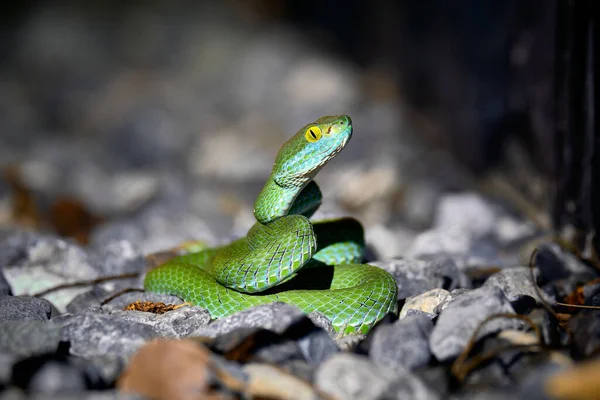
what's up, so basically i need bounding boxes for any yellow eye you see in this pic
[305,126,322,143]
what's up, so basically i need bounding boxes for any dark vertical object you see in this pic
[591,1,600,252]
[553,0,598,250]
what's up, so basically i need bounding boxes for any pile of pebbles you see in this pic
[0,192,598,400]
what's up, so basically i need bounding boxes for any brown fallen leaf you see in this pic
[123,300,188,314]
[49,197,103,244]
[3,165,103,244]
[545,357,600,400]
[3,165,43,229]
[117,339,242,400]
[564,277,600,307]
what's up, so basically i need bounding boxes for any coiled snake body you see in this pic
[144,115,398,336]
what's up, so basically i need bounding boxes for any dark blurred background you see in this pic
[0,0,597,257]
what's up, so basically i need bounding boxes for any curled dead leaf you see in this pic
[545,357,600,400]
[117,339,243,400]
[123,300,187,314]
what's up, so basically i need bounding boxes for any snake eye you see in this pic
[305,126,322,143]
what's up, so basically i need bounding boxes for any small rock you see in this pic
[335,334,366,352]
[433,192,496,238]
[0,353,15,386]
[315,353,438,400]
[57,313,159,358]
[110,307,211,338]
[0,321,62,357]
[378,370,441,400]
[0,233,144,313]
[306,311,336,337]
[406,226,474,258]
[1,233,99,312]
[493,215,537,246]
[483,267,555,312]
[582,279,600,306]
[365,224,417,260]
[90,200,215,255]
[399,288,451,319]
[371,257,461,299]
[87,239,146,276]
[244,363,317,400]
[252,339,304,365]
[0,269,12,296]
[11,354,106,394]
[433,288,470,314]
[315,353,396,400]
[369,314,433,370]
[279,359,315,383]
[297,328,339,366]
[0,296,53,321]
[534,242,596,282]
[429,286,523,361]
[190,302,306,338]
[568,311,600,359]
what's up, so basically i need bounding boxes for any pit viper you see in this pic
[144,115,398,336]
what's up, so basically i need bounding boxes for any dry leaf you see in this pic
[123,300,184,314]
[118,339,239,400]
[545,357,600,400]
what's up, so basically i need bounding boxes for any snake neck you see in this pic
[254,178,323,225]
[253,178,301,224]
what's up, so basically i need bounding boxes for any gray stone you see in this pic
[483,267,555,310]
[406,226,474,258]
[315,353,396,400]
[0,321,62,357]
[1,231,149,314]
[57,313,159,358]
[429,286,523,361]
[315,353,438,400]
[335,334,366,352]
[400,288,451,319]
[90,200,215,255]
[0,269,12,295]
[370,314,433,370]
[379,372,442,400]
[190,302,306,338]
[86,239,146,276]
[433,192,496,238]
[26,361,88,394]
[253,340,304,365]
[0,295,53,321]
[297,328,339,366]
[534,242,596,282]
[307,311,336,337]
[569,311,600,358]
[109,307,211,338]
[433,288,470,314]
[0,353,15,385]
[583,280,600,306]
[370,257,461,299]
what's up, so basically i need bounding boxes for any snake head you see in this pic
[272,115,353,188]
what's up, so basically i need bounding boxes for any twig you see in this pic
[100,288,146,306]
[451,313,542,382]
[32,273,140,297]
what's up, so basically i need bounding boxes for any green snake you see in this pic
[144,115,398,336]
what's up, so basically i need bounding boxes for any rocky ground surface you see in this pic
[1,3,599,400]
[1,193,599,400]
